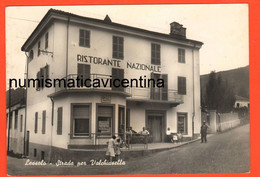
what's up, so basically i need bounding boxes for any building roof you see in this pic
[21,8,203,52]
[235,95,249,102]
[6,88,26,108]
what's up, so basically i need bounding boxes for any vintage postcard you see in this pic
[5,4,250,176]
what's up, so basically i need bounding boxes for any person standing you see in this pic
[106,135,116,161]
[166,128,172,142]
[200,120,208,143]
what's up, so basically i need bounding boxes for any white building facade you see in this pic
[21,9,203,161]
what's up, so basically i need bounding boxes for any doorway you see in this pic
[148,115,163,142]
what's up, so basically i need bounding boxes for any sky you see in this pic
[5,4,249,88]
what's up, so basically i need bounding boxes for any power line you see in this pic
[7,16,39,23]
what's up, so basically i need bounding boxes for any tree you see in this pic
[205,71,235,113]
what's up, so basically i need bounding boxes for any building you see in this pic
[6,88,26,156]
[234,95,249,108]
[21,9,203,161]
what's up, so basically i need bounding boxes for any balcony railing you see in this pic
[126,87,183,103]
[54,74,129,93]
[53,74,183,103]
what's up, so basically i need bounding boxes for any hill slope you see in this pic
[200,66,249,102]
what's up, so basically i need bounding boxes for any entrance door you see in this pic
[148,115,162,142]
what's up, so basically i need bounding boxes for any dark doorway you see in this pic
[148,115,162,142]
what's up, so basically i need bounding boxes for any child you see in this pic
[114,137,122,160]
[105,135,116,162]
[177,131,183,144]
[172,133,178,144]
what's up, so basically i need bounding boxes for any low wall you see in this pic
[219,112,240,132]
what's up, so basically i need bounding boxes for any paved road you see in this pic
[8,124,250,175]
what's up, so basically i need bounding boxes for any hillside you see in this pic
[200,65,249,102]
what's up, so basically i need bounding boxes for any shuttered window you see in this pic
[38,41,41,56]
[112,68,124,91]
[79,29,90,47]
[113,36,124,59]
[57,107,62,135]
[72,105,90,136]
[35,112,38,133]
[97,106,113,136]
[151,43,161,65]
[42,110,46,134]
[20,115,23,132]
[14,110,18,129]
[77,64,90,86]
[178,76,186,95]
[178,48,185,63]
[45,32,49,49]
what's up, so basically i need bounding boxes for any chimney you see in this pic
[170,22,186,38]
[104,15,112,23]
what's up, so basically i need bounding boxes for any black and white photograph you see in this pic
[6,4,249,175]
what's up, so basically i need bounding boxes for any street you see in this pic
[7,124,250,175]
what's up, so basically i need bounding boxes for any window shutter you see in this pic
[57,107,63,135]
[42,111,46,134]
[20,115,23,132]
[35,112,38,133]
[45,65,49,79]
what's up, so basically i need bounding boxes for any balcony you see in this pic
[49,74,184,106]
[49,74,131,97]
[126,87,183,106]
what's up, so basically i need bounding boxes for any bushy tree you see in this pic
[205,71,235,113]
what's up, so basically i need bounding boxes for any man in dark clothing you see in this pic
[200,120,208,143]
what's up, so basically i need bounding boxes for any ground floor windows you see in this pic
[177,113,188,134]
[72,104,91,136]
[97,105,114,136]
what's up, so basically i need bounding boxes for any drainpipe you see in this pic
[192,44,196,138]
[66,16,70,80]
[23,52,29,156]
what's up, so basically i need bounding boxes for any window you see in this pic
[112,36,124,59]
[9,113,12,129]
[112,68,124,91]
[45,32,49,49]
[178,48,185,63]
[79,29,90,47]
[126,109,130,128]
[29,50,34,60]
[150,73,168,100]
[118,107,125,134]
[35,112,38,133]
[38,41,41,56]
[177,113,188,134]
[151,43,161,65]
[97,105,114,136]
[42,110,46,134]
[36,65,49,91]
[14,110,18,129]
[41,151,45,161]
[20,115,23,132]
[57,107,63,135]
[178,76,186,95]
[72,105,90,136]
[77,64,90,86]
[33,148,37,157]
